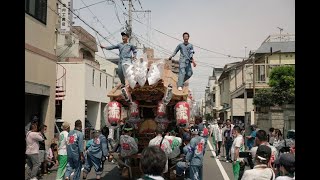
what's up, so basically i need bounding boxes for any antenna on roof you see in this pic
[277,27,283,42]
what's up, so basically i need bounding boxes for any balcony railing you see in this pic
[244,64,294,84]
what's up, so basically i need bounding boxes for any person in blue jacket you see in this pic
[65,120,85,180]
[186,125,205,180]
[83,126,109,179]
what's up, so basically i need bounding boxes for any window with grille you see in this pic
[25,0,47,24]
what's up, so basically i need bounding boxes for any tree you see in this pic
[253,65,295,107]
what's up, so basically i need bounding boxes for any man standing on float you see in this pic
[169,32,197,91]
[100,32,137,89]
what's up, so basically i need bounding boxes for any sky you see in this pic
[71,0,295,101]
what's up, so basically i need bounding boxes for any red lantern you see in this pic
[157,101,166,117]
[107,101,121,126]
[175,101,190,127]
[130,101,139,117]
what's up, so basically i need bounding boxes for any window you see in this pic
[100,73,102,87]
[25,0,47,24]
[92,69,95,86]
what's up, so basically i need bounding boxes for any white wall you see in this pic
[56,33,80,60]
[96,56,118,88]
[60,63,86,130]
[85,64,109,103]
[232,98,254,116]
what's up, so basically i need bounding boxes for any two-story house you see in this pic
[56,26,114,134]
[228,34,295,129]
[25,0,58,142]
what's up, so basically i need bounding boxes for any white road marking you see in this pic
[207,140,230,180]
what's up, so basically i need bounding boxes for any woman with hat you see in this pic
[241,145,275,180]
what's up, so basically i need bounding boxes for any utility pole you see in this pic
[128,0,133,43]
[252,55,256,96]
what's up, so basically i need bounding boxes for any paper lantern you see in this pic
[130,101,139,117]
[106,101,121,126]
[175,101,190,127]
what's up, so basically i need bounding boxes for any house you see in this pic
[25,0,58,142]
[228,34,295,130]
[56,26,114,133]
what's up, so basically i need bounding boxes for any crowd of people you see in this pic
[208,119,295,180]
[25,115,295,180]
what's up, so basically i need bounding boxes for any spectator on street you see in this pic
[223,123,233,162]
[38,124,48,176]
[274,153,295,180]
[216,122,223,159]
[272,129,283,150]
[47,143,59,170]
[250,130,278,169]
[245,124,257,150]
[56,122,70,180]
[137,146,167,180]
[231,126,245,180]
[51,133,59,145]
[268,128,275,145]
[65,120,85,180]
[209,119,219,156]
[26,122,44,180]
[241,145,275,180]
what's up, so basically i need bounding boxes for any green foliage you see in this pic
[253,89,274,107]
[254,66,295,107]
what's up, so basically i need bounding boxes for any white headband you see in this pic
[257,156,267,161]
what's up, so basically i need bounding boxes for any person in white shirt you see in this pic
[56,122,70,180]
[149,127,172,173]
[26,122,44,180]
[215,122,223,158]
[231,125,245,180]
[209,120,219,155]
[241,145,275,180]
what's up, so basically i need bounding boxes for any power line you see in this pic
[137,0,143,10]
[57,0,116,47]
[120,11,244,59]
[75,0,111,10]
[132,32,172,54]
[79,0,117,42]
[48,3,119,57]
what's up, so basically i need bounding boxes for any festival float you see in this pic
[104,54,192,151]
